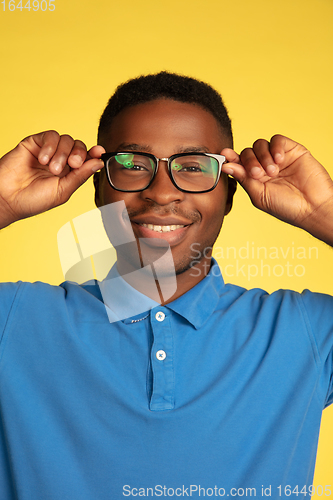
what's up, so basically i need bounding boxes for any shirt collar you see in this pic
[97,258,224,328]
[98,264,159,323]
[166,258,225,329]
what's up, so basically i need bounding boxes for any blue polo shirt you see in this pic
[0,260,333,499]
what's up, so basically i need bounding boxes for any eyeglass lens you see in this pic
[107,153,219,192]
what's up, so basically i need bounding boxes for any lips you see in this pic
[130,215,192,226]
[130,218,192,245]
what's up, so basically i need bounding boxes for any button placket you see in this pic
[149,309,174,411]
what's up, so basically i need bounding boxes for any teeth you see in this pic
[139,223,185,233]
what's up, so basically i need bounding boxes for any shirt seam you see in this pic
[296,293,326,407]
[296,294,321,367]
[0,282,24,371]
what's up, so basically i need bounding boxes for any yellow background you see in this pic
[0,0,332,493]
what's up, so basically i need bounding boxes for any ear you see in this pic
[93,171,101,208]
[224,176,237,215]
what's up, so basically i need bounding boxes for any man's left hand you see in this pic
[222,135,333,246]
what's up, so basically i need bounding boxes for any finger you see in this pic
[68,141,106,170]
[221,148,241,163]
[47,134,77,175]
[269,134,304,164]
[221,161,266,209]
[219,148,268,208]
[221,160,254,186]
[56,145,105,176]
[240,144,278,180]
[34,130,61,165]
[220,148,241,175]
[87,145,106,171]
[67,140,88,169]
[16,130,60,165]
[220,147,257,185]
[220,149,256,185]
[57,156,105,202]
[87,145,106,160]
[251,139,280,177]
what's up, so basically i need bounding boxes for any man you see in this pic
[0,72,332,499]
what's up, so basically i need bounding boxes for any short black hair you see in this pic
[97,71,233,146]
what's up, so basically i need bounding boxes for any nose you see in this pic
[141,160,185,206]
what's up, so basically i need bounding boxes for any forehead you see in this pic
[102,99,229,155]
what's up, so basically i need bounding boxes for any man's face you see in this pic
[95,98,234,276]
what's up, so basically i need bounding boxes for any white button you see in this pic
[156,350,166,361]
[155,311,165,322]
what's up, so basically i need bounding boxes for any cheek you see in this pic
[200,183,228,221]
[99,177,126,206]
[103,190,121,205]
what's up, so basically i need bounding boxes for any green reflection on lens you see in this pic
[209,158,218,176]
[172,163,182,171]
[116,154,134,168]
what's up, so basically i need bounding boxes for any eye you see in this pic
[122,162,148,171]
[115,154,153,172]
[173,161,206,173]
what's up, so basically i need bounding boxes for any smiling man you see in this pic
[0,72,333,500]
[94,95,236,302]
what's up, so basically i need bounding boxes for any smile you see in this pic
[138,223,186,233]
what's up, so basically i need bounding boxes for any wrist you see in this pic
[0,204,19,230]
[302,197,333,247]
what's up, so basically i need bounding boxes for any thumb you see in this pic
[221,148,265,206]
[221,147,247,181]
[221,148,247,183]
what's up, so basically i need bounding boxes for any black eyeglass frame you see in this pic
[100,151,227,194]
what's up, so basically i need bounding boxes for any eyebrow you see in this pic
[115,143,211,154]
[115,143,151,152]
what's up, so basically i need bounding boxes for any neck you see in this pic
[116,247,212,304]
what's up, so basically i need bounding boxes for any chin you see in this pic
[173,254,204,276]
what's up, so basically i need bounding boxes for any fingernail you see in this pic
[92,161,103,172]
[52,163,61,174]
[72,155,82,165]
[41,155,49,163]
[251,166,261,177]
[267,164,277,175]
[274,153,283,162]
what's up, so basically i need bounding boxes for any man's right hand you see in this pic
[0,130,105,229]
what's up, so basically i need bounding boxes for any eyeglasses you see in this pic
[100,151,226,193]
